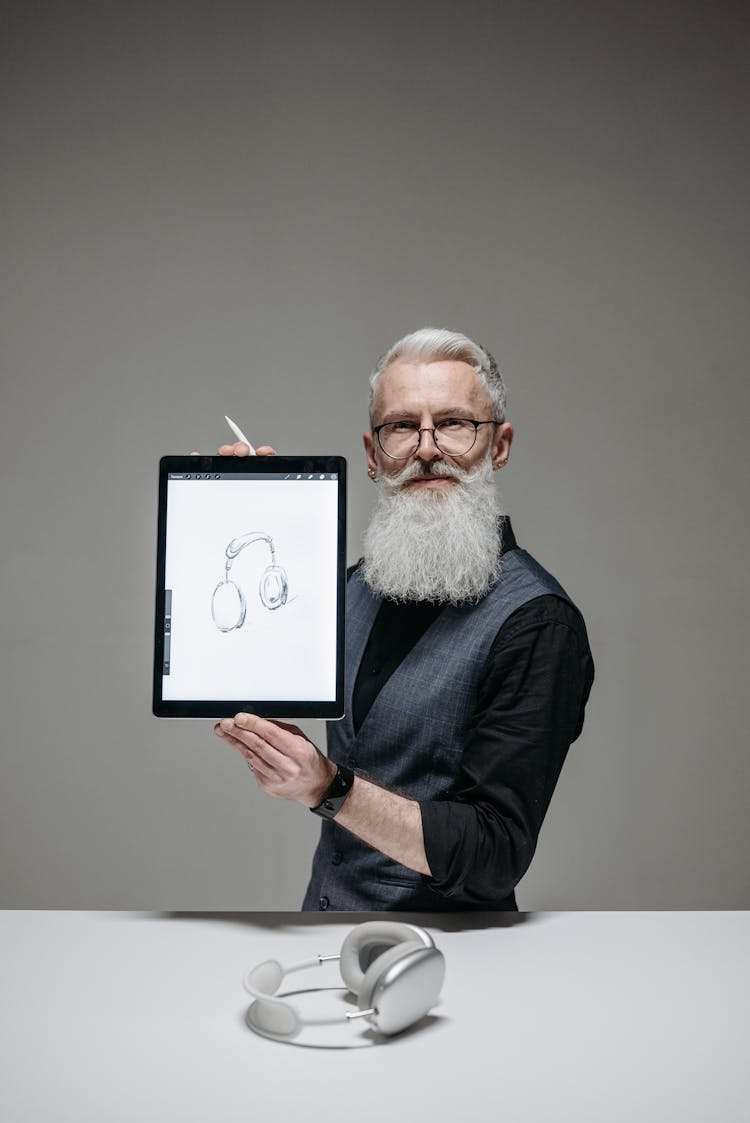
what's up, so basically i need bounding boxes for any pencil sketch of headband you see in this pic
[211,531,289,632]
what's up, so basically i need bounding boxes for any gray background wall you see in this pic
[1,0,748,909]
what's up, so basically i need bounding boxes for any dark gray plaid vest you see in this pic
[302,548,570,911]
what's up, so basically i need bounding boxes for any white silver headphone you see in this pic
[243,922,445,1040]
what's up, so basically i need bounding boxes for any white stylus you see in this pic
[224,415,256,455]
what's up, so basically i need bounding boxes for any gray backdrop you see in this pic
[1,0,748,909]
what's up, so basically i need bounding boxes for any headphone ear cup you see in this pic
[357,944,421,1012]
[246,998,301,1040]
[339,921,434,994]
[259,564,288,610]
[359,945,446,1036]
[211,579,246,631]
[244,958,301,1041]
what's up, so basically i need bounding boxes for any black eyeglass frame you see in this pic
[371,418,499,460]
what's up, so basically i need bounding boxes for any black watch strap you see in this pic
[309,764,355,819]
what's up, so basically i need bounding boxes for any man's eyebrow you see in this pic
[378,410,418,423]
[378,407,474,423]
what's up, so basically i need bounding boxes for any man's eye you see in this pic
[390,421,417,431]
[439,418,468,430]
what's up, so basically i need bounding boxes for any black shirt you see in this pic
[351,519,594,904]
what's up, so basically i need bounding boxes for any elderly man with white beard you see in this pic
[215,328,594,911]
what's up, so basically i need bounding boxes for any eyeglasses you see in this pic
[372,418,498,460]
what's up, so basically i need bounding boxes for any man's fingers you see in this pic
[213,723,246,752]
[233,714,308,758]
[205,443,275,457]
[265,718,304,738]
[216,442,250,456]
[219,717,299,773]
[244,751,274,779]
[215,723,282,777]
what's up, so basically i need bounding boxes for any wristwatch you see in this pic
[309,763,355,819]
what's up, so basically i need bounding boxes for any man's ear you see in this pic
[363,430,378,476]
[491,422,514,470]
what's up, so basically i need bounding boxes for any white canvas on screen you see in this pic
[162,477,339,701]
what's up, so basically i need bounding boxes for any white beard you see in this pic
[361,455,503,604]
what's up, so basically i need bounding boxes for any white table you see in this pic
[1,910,747,1122]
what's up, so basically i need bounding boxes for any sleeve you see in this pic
[418,595,594,904]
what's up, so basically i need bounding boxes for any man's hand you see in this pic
[215,712,432,876]
[217,442,277,457]
[214,714,336,807]
[190,442,277,457]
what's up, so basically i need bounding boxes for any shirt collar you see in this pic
[499,515,517,555]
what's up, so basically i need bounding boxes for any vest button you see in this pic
[318,896,330,910]
[331,851,343,866]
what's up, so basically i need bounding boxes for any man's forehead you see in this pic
[373,359,489,415]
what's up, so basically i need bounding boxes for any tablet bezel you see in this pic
[153,454,347,719]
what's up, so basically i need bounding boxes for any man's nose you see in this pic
[415,427,442,462]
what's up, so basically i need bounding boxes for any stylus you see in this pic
[225,415,256,455]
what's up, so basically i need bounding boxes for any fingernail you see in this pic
[235,713,248,726]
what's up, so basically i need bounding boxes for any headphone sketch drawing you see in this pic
[211,531,289,632]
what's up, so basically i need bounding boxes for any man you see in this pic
[215,327,594,910]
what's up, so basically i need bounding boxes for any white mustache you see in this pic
[381,459,474,490]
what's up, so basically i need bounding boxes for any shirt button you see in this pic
[331,851,343,866]
[319,896,330,911]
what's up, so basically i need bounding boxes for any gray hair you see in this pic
[369,327,507,422]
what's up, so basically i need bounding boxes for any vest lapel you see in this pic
[339,571,381,742]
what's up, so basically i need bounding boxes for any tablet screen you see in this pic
[153,455,346,718]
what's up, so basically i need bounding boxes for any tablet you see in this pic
[153,455,346,718]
